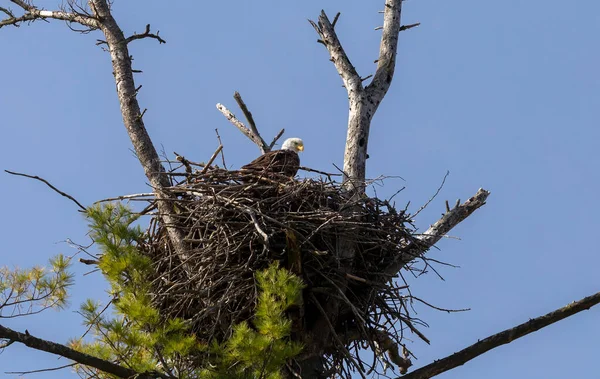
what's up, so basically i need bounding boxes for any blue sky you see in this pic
[1,0,599,378]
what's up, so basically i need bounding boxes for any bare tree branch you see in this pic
[125,23,165,44]
[216,103,261,149]
[309,0,404,195]
[308,11,361,96]
[400,290,600,379]
[268,128,286,149]
[216,102,276,154]
[366,0,403,103]
[0,323,165,379]
[6,363,76,375]
[385,188,491,277]
[233,91,270,153]
[0,1,98,29]
[5,170,86,211]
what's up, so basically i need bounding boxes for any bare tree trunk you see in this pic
[89,0,190,270]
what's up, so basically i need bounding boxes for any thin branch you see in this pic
[0,323,165,379]
[5,170,86,211]
[308,11,362,94]
[268,128,285,150]
[233,92,269,152]
[385,188,490,277]
[6,363,76,375]
[93,193,155,204]
[400,291,600,379]
[412,170,449,218]
[200,145,223,174]
[216,103,266,153]
[125,23,165,44]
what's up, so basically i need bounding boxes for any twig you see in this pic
[93,193,155,204]
[412,170,449,218]
[6,363,76,375]
[331,12,341,28]
[268,128,286,150]
[298,166,341,177]
[399,22,420,32]
[200,145,224,174]
[384,188,490,277]
[400,291,600,379]
[214,129,227,167]
[125,23,166,44]
[5,170,85,211]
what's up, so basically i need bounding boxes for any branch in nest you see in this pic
[400,290,600,379]
[199,145,223,174]
[125,23,166,44]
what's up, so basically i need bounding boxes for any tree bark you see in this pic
[89,0,190,270]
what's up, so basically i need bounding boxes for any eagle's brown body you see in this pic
[240,137,304,179]
[241,149,300,177]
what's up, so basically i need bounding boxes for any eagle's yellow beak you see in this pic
[297,144,304,152]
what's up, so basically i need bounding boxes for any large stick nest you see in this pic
[141,163,429,374]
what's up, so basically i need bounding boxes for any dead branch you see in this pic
[309,0,403,194]
[0,1,98,29]
[2,0,191,272]
[216,92,284,155]
[6,363,76,375]
[0,323,165,379]
[268,128,286,149]
[308,12,361,96]
[216,103,266,152]
[199,145,223,174]
[400,290,600,379]
[385,188,490,277]
[125,23,165,44]
[5,170,86,211]
[233,91,270,152]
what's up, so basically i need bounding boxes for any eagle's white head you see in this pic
[281,137,304,153]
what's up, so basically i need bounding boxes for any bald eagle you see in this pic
[241,137,304,178]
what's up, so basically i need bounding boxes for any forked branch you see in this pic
[310,0,405,192]
[216,92,284,154]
